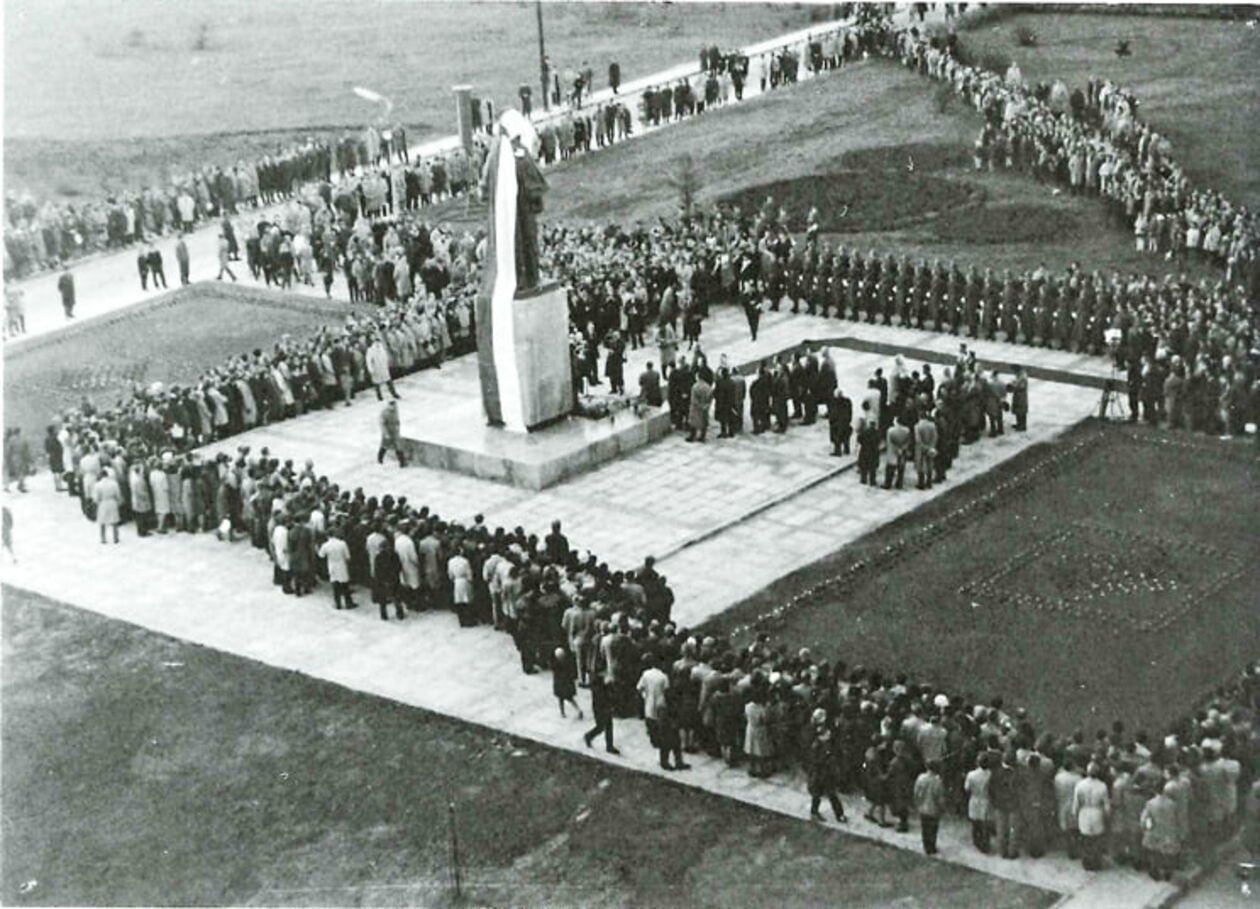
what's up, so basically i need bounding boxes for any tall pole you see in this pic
[537,0,548,112]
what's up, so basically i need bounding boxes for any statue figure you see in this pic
[512,136,547,292]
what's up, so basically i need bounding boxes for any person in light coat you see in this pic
[965,753,994,853]
[271,515,292,594]
[93,467,122,544]
[148,457,171,533]
[1141,782,1181,881]
[394,524,421,611]
[317,529,356,610]
[1055,757,1084,859]
[1072,763,1111,870]
[448,544,474,626]
[366,334,399,400]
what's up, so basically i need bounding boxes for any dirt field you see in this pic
[1,587,1056,908]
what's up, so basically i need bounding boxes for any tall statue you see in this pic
[480,109,547,295]
[476,109,572,432]
[513,135,548,292]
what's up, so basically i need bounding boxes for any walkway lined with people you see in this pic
[5,305,1164,907]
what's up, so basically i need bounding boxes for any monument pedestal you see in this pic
[508,284,572,430]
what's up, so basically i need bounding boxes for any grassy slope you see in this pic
[2,284,352,442]
[952,11,1260,208]
[3,0,821,199]
[541,58,1228,283]
[0,587,1055,908]
[703,422,1260,736]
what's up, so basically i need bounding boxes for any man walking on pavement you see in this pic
[58,264,76,320]
[378,400,407,466]
[217,233,237,282]
[175,234,191,285]
[147,243,167,289]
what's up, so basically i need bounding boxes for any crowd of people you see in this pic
[2,125,499,283]
[546,189,1257,440]
[898,27,1259,282]
[18,5,1260,881]
[43,380,1259,878]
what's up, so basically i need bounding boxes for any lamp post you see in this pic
[537,0,548,112]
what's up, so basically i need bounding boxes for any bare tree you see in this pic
[669,154,703,216]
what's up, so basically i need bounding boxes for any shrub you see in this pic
[934,82,955,115]
[1014,24,1038,47]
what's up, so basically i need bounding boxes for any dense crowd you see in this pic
[2,125,497,281]
[546,191,1258,438]
[46,368,1258,878]
[898,27,1259,281]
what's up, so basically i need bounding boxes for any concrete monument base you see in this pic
[507,283,573,430]
[399,350,669,490]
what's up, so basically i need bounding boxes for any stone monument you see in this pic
[475,110,573,432]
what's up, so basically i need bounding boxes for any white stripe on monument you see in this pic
[491,138,527,432]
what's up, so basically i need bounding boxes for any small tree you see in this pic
[669,154,703,217]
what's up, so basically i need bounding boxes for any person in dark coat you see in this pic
[147,244,167,289]
[175,235,191,285]
[886,739,916,832]
[714,367,738,438]
[137,247,150,290]
[583,671,619,754]
[667,359,693,430]
[856,403,881,485]
[807,711,849,823]
[829,389,853,456]
[770,362,791,432]
[58,265,75,319]
[552,646,582,718]
[608,61,621,94]
[373,533,403,621]
[638,362,663,406]
[288,520,315,596]
[749,364,772,433]
[1010,366,1029,430]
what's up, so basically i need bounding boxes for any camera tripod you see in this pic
[1098,364,1129,421]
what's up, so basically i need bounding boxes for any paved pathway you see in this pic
[2,309,1172,908]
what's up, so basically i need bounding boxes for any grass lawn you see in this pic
[2,284,353,443]
[703,421,1260,737]
[949,11,1260,210]
[0,586,1057,908]
[3,0,824,200]
[539,58,1228,284]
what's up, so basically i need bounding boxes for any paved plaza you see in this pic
[2,301,1168,908]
